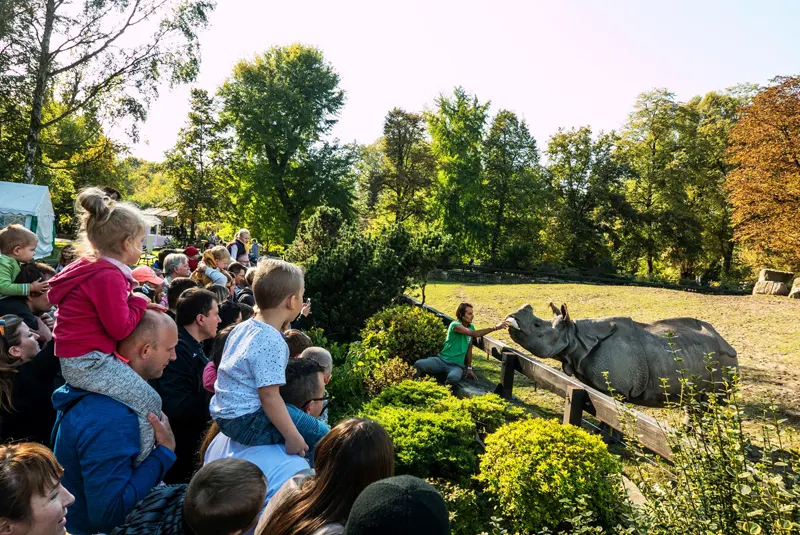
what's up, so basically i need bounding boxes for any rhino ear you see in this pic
[549,302,561,316]
[561,304,571,323]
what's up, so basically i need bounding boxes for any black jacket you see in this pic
[0,298,61,445]
[150,327,210,483]
[111,485,192,535]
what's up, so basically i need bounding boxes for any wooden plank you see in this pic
[499,350,517,400]
[564,386,586,426]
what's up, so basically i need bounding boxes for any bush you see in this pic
[429,480,494,535]
[362,379,452,413]
[361,305,446,365]
[305,327,349,366]
[441,394,526,438]
[363,404,477,481]
[364,357,415,398]
[326,342,387,423]
[477,418,624,532]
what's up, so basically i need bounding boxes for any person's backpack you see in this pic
[110,484,189,535]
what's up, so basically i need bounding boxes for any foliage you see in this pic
[477,418,624,532]
[429,479,494,535]
[218,44,355,239]
[362,379,452,413]
[325,342,384,423]
[362,403,477,481]
[440,394,526,438]
[303,224,429,340]
[727,75,800,270]
[360,304,446,365]
[304,327,349,366]
[364,357,415,398]
[165,89,229,239]
[622,353,800,535]
[285,206,346,264]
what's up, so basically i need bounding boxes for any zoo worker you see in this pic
[413,302,507,385]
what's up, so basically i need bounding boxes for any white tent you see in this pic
[0,181,55,258]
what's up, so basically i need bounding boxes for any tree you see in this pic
[426,87,490,256]
[376,108,436,223]
[4,0,214,184]
[545,127,624,269]
[727,76,800,269]
[482,110,544,264]
[165,88,227,240]
[218,44,354,239]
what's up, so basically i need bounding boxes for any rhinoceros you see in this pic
[505,303,738,407]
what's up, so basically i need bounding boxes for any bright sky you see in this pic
[130,0,800,161]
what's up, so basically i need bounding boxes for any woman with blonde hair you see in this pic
[259,418,395,535]
[191,246,230,286]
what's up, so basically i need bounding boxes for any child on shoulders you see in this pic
[0,225,49,297]
[210,259,328,456]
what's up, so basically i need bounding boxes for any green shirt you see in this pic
[0,254,28,297]
[439,321,475,366]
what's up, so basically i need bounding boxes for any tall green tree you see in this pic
[483,110,544,264]
[375,108,436,223]
[218,44,355,239]
[545,127,624,269]
[164,89,227,240]
[426,87,490,256]
[3,0,214,184]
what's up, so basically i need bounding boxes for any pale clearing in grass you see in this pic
[413,281,800,438]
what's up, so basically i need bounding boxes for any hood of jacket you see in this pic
[48,257,124,305]
[110,485,189,535]
[51,383,93,412]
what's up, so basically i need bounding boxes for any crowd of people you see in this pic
[0,188,455,535]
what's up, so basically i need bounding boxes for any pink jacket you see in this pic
[49,257,148,358]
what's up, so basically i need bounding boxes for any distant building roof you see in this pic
[142,207,179,218]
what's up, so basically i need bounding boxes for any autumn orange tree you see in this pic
[727,75,800,269]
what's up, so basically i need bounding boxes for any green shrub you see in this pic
[361,304,446,365]
[362,379,452,413]
[429,479,494,535]
[363,404,477,481]
[441,394,526,438]
[364,357,415,397]
[477,418,624,532]
[304,327,349,366]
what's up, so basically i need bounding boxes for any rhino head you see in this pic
[505,303,573,360]
[506,302,617,377]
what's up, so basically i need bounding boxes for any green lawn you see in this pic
[412,280,800,441]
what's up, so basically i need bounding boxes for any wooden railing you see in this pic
[402,295,674,462]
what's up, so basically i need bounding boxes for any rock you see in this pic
[758,269,794,284]
[790,279,800,299]
[753,280,790,296]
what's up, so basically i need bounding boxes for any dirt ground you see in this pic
[415,281,800,437]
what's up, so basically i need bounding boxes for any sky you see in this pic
[129,0,800,161]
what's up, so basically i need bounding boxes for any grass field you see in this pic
[411,280,800,439]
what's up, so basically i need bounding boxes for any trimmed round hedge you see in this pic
[360,304,446,365]
[477,418,623,532]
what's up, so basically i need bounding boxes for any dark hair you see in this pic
[184,458,266,535]
[0,224,37,255]
[264,419,395,535]
[0,315,26,411]
[280,358,324,409]
[132,286,157,303]
[218,302,242,331]
[239,303,254,322]
[167,277,197,311]
[212,325,236,370]
[176,288,216,327]
[57,244,76,268]
[456,303,473,321]
[15,262,55,285]
[285,329,313,359]
[205,283,229,305]
[227,262,246,276]
[0,442,64,522]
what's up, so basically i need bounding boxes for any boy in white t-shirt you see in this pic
[210,259,328,456]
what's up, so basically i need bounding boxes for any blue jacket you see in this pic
[52,385,176,535]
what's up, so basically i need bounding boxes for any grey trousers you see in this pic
[60,352,162,466]
[414,356,464,385]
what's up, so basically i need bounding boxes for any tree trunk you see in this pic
[22,0,55,184]
[647,251,654,276]
[722,241,734,275]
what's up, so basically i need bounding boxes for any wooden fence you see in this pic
[402,295,674,462]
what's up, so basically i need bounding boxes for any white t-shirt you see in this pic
[210,318,289,420]
[204,432,310,502]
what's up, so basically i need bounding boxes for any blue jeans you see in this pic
[215,404,329,458]
[414,356,464,385]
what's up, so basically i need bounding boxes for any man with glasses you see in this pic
[203,358,329,504]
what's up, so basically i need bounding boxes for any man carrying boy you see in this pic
[0,224,49,297]
[299,347,332,424]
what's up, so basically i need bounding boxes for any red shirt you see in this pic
[49,257,148,358]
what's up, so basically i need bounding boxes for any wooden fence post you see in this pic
[497,350,517,400]
[563,385,586,427]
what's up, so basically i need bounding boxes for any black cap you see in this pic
[343,475,449,535]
